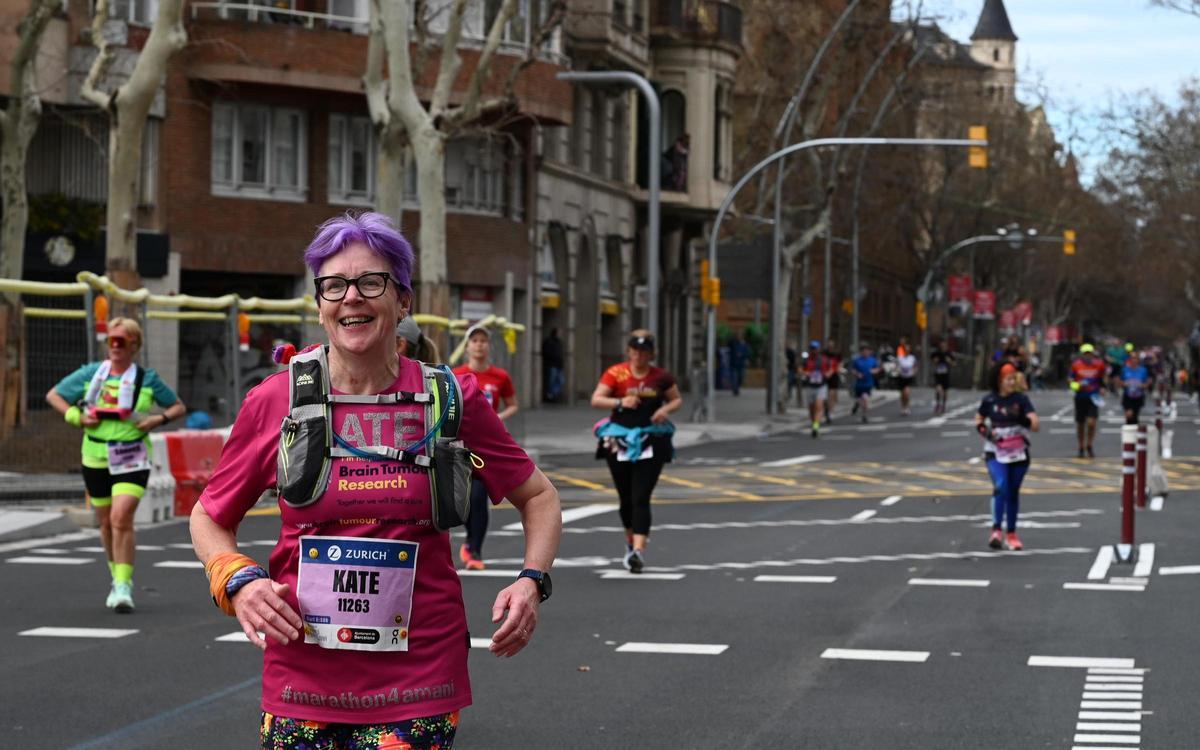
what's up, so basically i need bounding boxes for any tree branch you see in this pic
[81,0,116,110]
[429,0,469,119]
[379,0,431,133]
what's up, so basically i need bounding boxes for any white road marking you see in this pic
[135,545,166,551]
[1083,691,1144,700]
[908,578,990,588]
[6,556,93,565]
[1082,684,1143,692]
[153,560,204,569]
[505,503,614,530]
[1050,428,1077,435]
[20,627,138,638]
[754,575,837,584]
[168,543,196,550]
[1078,710,1143,720]
[1087,667,1147,675]
[1159,565,1200,576]
[457,569,525,577]
[859,425,888,432]
[73,546,107,553]
[615,642,727,655]
[215,632,261,642]
[821,648,928,663]
[1086,675,1143,683]
[850,510,877,521]
[940,431,970,438]
[1079,701,1142,710]
[1028,656,1136,669]
[759,454,825,468]
[1132,544,1155,578]
[1108,577,1148,586]
[1076,722,1142,732]
[29,548,73,555]
[1073,734,1140,745]
[599,571,686,580]
[883,433,914,439]
[1149,495,1164,511]
[881,495,902,506]
[1063,582,1145,592]
[1087,547,1114,581]
[967,456,982,465]
[470,638,493,649]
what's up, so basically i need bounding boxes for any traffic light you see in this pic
[968,125,988,169]
[1063,229,1076,256]
[708,276,721,306]
[699,260,719,306]
[915,300,928,330]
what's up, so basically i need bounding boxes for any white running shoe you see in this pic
[110,581,134,613]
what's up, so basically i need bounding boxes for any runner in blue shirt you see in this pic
[1117,354,1152,425]
[850,344,880,424]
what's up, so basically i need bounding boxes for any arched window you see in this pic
[993,48,999,62]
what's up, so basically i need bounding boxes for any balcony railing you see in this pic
[190,1,565,60]
[651,0,741,48]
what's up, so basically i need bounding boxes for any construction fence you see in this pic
[0,272,525,473]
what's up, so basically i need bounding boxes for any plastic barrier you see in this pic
[1146,425,1169,500]
[165,429,229,518]
[135,432,177,525]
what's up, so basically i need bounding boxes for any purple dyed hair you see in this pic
[303,212,414,295]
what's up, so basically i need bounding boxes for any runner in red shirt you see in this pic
[1070,343,1108,458]
[453,324,518,570]
[591,330,682,573]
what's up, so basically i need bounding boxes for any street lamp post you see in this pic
[705,135,987,423]
[556,71,661,341]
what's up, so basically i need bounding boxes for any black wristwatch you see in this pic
[517,569,552,602]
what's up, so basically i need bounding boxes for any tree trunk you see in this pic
[103,110,147,282]
[412,127,449,318]
[375,125,408,229]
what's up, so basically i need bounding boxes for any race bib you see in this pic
[805,370,824,386]
[993,432,1027,464]
[935,362,950,374]
[617,444,653,462]
[107,440,151,475]
[297,536,419,652]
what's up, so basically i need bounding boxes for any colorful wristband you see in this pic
[226,565,269,600]
[64,406,82,428]
[205,552,263,616]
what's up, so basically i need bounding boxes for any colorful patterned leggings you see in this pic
[261,710,459,749]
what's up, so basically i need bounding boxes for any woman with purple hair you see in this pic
[190,212,561,748]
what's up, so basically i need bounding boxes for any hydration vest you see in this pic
[276,346,474,531]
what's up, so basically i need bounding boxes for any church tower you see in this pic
[969,0,1017,100]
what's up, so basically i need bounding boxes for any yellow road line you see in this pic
[659,475,707,489]
[546,472,609,491]
[730,470,798,487]
[246,506,280,517]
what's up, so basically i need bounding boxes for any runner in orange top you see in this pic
[1069,343,1107,458]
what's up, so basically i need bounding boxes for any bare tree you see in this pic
[81,0,187,289]
[1150,0,1200,15]
[363,0,565,319]
[0,0,57,437]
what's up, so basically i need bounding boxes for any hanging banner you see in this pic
[1012,300,1033,326]
[947,274,973,302]
[998,308,1017,333]
[972,289,995,320]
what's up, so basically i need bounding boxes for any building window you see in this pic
[107,0,158,26]
[443,135,523,217]
[211,101,308,201]
[713,80,732,181]
[570,92,587,169]
[993,48,1000,62]
[609,94,627,182]
[613,0,627,28]
[661,89,686,146]
[632,0,645,32]
[328,114,375,205]
[590,90,607,176]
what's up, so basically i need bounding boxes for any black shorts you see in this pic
[828,373,841,389]
[934,374,951,389]
[897,376,915,389]
[1074,393,1099,423]
[82,466,151,499]
[1122,395,1145,413]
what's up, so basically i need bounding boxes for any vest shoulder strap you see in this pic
[421,362,462,440]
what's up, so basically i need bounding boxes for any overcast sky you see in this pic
[916,0,1200,176]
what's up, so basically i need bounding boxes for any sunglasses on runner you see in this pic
[108,336,128,349]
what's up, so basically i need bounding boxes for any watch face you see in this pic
[540,571,552,601]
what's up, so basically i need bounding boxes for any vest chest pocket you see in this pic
[429,437,473,531]
[278,416,332,507]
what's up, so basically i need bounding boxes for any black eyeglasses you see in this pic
[313,272,391,302]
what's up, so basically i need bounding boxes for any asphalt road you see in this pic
[2,388,1197,749]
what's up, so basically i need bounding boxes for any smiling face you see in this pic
[316,241,408,360]
[107,323,138,369]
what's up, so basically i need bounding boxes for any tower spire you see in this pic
[971,0,1017,41]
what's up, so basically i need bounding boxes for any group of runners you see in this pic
[45,205,1191,747]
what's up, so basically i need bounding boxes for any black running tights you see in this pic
[605,455,665,535]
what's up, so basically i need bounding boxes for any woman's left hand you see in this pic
[488,578,540,658]
[650,407,669,424]
[135,416,162,432]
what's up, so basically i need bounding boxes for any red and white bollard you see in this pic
[1136,424,1148,509]
[1115,425,1137,564]
[1155,397,1164,451]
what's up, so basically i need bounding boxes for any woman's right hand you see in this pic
[80,410,100,427]
[232,578,304,651]
[620,394,641,410]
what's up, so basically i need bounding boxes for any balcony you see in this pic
[650,0,742,49]
[189,0,565,61]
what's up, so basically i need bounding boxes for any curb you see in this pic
[0,509,80,544]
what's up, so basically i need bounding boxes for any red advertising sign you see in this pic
[972,289,996,320]
[1012,300,1033,325]
[948,274,973,302]
[998,309,1016,332]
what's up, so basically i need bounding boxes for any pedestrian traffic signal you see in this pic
[708,276,721,306]
[699,260,719,306]
[968,125,987,169]
[1063,229,1076,256]
[915,300,928,330]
